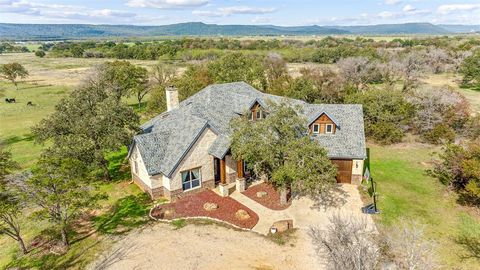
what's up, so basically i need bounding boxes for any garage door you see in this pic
[331,160,352,184]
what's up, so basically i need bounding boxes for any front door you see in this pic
[214,157,221,185]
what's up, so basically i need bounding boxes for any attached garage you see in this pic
[331,159,353,184]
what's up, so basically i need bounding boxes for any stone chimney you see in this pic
[166,86,179,112]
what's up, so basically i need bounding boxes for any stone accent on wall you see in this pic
[352,174,362,185]
[167,179,215,201]
[170,128,218,191]
[236,178,246,192]
[132,173,164,199]
[225,155,238,183]
[226,172,237,183]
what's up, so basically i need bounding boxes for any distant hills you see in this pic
[0,22,479,40]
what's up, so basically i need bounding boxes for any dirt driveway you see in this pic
[90,223,320,270]
[90,184,373,270]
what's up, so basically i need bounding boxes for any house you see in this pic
[128,82,367,200]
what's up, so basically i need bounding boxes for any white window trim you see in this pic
[256,110,262,119]
[312,124,320,134]
[326,124,334,134]
[181,168,202,191]
[134,160,139,175]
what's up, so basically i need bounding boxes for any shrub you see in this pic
[429,140,480,206]
[346,88,414,144]
[35,50,46,58]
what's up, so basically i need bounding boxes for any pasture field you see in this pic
[369,143,480,269]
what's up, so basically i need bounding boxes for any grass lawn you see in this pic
[0,79,154,268]
[369,143,480,269]
[0,81,71,168]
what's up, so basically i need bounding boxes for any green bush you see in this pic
[422,124,456,144]
[35,50,46,58]
[346,88,414,144]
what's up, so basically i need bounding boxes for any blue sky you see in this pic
[1,0,480,25]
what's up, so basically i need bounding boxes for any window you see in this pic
[134,160,139,174]
[256,109,262,120]
[313,124,320,134]
[181,168,201,191]
[326,124,334,134]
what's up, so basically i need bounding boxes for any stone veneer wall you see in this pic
[351,159,365,185]
[132,173,164,199]
[225,154,238,184]
[169,128,218,192]
[167,179,215,201]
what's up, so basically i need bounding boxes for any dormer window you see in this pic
[249,101,265,121]
[308,112,338,135]
[326,124,334,134]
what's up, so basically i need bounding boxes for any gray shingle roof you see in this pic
[133,81,366,177]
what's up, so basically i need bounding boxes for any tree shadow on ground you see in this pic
[106,147,130,182]
[456,214,480,261]
[93,194,151,235]
[310,185,350,210]
[90,238,138,270]
[2,134,35,146]
[6,229,102,270]
[456,234,480,260]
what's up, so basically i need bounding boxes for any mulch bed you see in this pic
[242,183,292,210]
[150,190,259,229]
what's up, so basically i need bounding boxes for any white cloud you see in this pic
[437,4,480,15]
[0,0,145,23]
[402,4,415,12]
[193,5,277,17]
[192,10,222,17]
[384,0,402,5]
[218,6,276,15]
[126,0,209,9]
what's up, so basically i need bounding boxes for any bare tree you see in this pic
[407,86,469,136]
[309,213,380,270]
[151,63,176,87]
[337,57,376,92]
[425,48,451,74]
[397,52,425,91]
[376,60,403,88]
[263,53,291,95]
[300,66,345,103]
[385,220,438,270]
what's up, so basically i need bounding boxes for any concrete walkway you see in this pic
[230,184,375,235]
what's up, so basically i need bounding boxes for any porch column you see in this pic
[235,160,246,192]
[236,160,244,178]
[220,158,226,184]
[219,157,229,197]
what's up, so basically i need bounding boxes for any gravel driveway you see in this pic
[90,184,373,270]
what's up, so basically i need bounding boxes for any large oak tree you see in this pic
[33,69,140,180]
[230,101,337,201]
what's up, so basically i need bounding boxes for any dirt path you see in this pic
[90,185,373,270]
[89,222,323,270]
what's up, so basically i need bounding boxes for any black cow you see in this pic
[5,98,16,103]
[27,101,34,106]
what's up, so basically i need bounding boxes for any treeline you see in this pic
[0,42,30,54]
[148,51,476,144]
[43,36,480,63]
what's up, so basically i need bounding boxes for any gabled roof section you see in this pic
[307,111,341,127]
[247,98,267,111]
[208,135,231,159]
